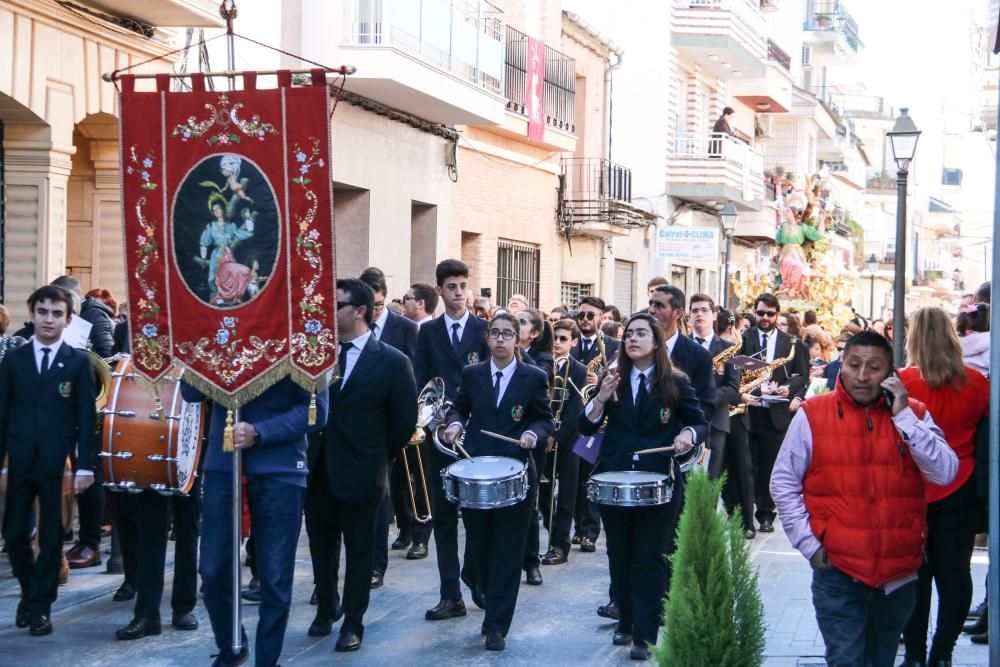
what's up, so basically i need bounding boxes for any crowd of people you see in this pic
[0,266,993,666]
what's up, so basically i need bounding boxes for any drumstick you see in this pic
[480,429,522,445]
[631,445,678,456]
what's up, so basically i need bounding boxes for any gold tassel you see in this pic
[153,385,166,423]
[223,408,235,452]
[308,391,317,426]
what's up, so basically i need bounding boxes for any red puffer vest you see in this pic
[801,380,928,588]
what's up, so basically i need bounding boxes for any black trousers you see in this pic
[117,487,199,621]
[706,427,727,481]
[2,465,63,617]
[522,446,545,570]
[539,441,580,554]
[903,474,980,662]
[748,411,786,524]
[76,475,105,550]
[723,419,755,531]
[373,491,391,577]
[462,488,533,636]
[574,457,601,540]
[304,453,379,636]
[429,446,464,600]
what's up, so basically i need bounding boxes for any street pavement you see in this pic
[0,516,989,666]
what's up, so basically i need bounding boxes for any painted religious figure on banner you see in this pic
[173,153,279,307]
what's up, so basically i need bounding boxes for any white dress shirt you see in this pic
[33,338,64,373]
[443,309,471,344]
[664,330,680,358]
[370,306,390,341]
[417,315,434,329]
[339,330,371,384]
[692,332,714,350]
[490,358,518,406]
[631,365,654,406]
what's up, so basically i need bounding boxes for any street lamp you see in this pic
[866,253,879,320]
[720,201,739,310]
[887,108,921,366]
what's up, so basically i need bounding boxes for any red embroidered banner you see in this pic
[525,36,546,143]
[118,70,337,407]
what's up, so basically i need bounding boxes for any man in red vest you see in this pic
[771,331,958,667]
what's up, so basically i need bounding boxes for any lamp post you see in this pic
[720,201,739,310]
[887,108,921,367]
[866,253,878,320]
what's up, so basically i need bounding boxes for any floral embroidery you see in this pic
[175,315,286,385]
[171,94,278,145]
[128,146,168,371]
[289,138,335,367]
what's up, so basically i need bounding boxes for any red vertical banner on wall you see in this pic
[525,36,546,143]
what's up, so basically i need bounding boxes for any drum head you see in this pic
[592,470,668,484]
[446,456,524,480]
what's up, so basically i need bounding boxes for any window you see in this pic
[614,260,635,315]
[497,240,540,309]
[941,168,962,186]
[560,282,591,309]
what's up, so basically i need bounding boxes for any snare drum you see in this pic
[586,470,673,507]
[441,456,528,509]
[100,356,205,495]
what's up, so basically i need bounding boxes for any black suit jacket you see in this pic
[378,309,418,361]
[702,335,741,433]
[310,335,418,505]
[571,333,619,369]
[414,313,490,400]
[577,370,708,476]
[446,361,553,467]
[740,327,809,430]
[552,356,588,445]
[0,342,96,477]
[523,348,555,382]
[670,334,717,428]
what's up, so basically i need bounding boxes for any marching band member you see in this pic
[413,259,490,619]
[0,286,96,637]
[579,313,707,660]
[539,318,588,566]
[440,312,553,650]
[304,278,417,651]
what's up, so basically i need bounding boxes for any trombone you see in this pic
[402,428,432,524]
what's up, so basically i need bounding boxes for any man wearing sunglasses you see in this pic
[740,292,809,534]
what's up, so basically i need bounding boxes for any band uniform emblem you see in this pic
[511,404,524,422]
[58,381,73,398]
[466,352,479,364]
[659,407,671,424]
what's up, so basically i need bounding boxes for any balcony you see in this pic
[730,37,794,112]
[559,158,656,238]
[505,26,575,133]
[80,0,224,27]
[667,133,764,210]
[803,0,862,63]
[671,0,767,79]
[340,0,508,125]
[731,208,777,243]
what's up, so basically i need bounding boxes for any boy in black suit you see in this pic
[441,312,553,650]
[413,259,490,620]
[304,278,417,651]
[0,285,96,636]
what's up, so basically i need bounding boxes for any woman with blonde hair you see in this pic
[899,307,989,667]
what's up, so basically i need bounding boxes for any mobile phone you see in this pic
[882,369,900,407]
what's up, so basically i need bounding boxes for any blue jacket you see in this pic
[181,376,329,485]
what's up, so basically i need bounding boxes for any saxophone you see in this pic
[712,340,741,375]
[729,341,797,417]
[581,334,611,402]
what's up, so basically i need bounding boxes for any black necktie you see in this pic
[493,370,503,407]
[338,341,353,381]
[761,332,768,357]
[451,322,461,350]
[695,336,706,346]
[370,322,378,338]
[581,339,591,357]
[40,347,51,375]
[636,372,648,410]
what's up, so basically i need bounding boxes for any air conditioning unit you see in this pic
[801,45,813,69]
[755,115,772,140]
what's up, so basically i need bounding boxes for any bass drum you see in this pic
[100,356,204,495]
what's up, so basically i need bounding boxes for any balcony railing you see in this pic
[673,0,767,61]
[670,133,765,202]
[505,26,575,132]
[560,158,652,230]
[767,38,791,71]
[804,0,861,53]
[345,0,505,96]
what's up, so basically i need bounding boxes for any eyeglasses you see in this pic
[336,301,357,310]
[755,310,778,318]
[690,307,712,315]
[553,334,572,342]
[373,300,385,309]
[488,329,517,341]
[578,311,598,320]
[622,329,652,340]
[402,295,417,302]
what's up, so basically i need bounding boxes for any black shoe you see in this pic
[29,615,52,636]
[425,598,467,620]
[580,537,597,553]
[525,566,543,585]
[113,581,136,602]
[309,587,317,605]
[597,602,619,620]
[759,520,774,533]
[964,610,987,634]
[485,631,505,651]
[896,660,926,667]
[370,572,384,589]
[335,630,362,652]
[630,645,650,660]
[63,528,74,543]
[210,647,249,667]
[172,611,198,631]
[15,599,29,628]
[240,577,261,603]
[541,547,568,565]
[406,543,428,559]
[613,630,632,646]
[391,535,412,550]
[971,631,988,644]
[115,617,162,640]
[308,616,334,637]
[969,599,988,619]
[744,529,756,540]
[571,535,582,545]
